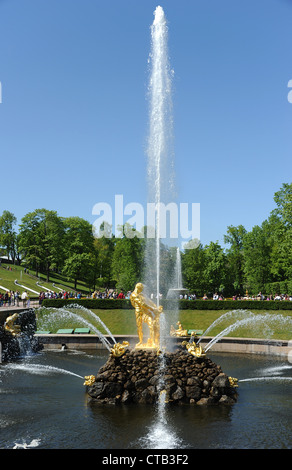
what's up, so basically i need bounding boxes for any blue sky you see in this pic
[0,0,291,248]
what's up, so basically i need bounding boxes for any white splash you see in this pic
[13,438,41,449]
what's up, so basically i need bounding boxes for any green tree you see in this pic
[93,221,115,289]
[62,216,95,290]
[203,241,227,295]
[0,210,17,263]
[111,224,143,292]
[182,242,206,295]
[224,225,247,294]
[18,209,65,280]
[242,222,273,294]
[63,252,92,290]
[270,183,292,281]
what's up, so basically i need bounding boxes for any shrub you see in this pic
[41,298,292,310]
[41,298,133,310]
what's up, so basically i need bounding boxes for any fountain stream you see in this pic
[204,312,292,353]
[144,5,175,313]
[38,306,116,352]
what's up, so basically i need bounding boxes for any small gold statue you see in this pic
[228,377,239,388]
[170,321,188,337]
[84,375,96,386]
[4,313,21,337]
[182,333,206,358]
[110,341,129,357]
[130,283,163,349]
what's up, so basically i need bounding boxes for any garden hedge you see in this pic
[41,298,292,310]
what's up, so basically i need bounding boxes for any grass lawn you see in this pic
[36,307,292,341]
[0,263,89,296]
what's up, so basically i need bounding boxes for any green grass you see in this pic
[0,263,89,296]
[36,307,292,341]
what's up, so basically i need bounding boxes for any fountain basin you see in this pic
[86,348,238,405]
[35,333,290,357]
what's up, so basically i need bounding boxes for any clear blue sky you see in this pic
[0,0,291,247]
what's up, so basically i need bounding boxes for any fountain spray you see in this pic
[145,5,175,316]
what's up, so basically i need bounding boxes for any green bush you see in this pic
[41,298,292,310]
[41,298,133,310]
[171,299,292,310]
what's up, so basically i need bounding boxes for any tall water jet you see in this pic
[144,5,175,314]
[175,247,182,290]
[167,247,188,300]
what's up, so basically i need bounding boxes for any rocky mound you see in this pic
[86,348,238,405]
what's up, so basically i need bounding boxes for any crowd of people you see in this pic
[1,287,292,309]
[0,290,31,307]
[37,288,132,305]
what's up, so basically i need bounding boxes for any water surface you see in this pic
[0,349,291,449]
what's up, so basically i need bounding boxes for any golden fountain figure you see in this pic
[4,313,21,337]
[170,321,188,337]
[182,332,206,358]
[110,341,129,357]
[130,283,163,349]
[84,375,96,386]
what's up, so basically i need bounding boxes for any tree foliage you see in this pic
[0,183,291,295]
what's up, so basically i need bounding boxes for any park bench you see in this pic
[74,328,90,334]
[187,329,203,336]
[56,328,74,334]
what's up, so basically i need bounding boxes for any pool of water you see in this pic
[0,349,291,449]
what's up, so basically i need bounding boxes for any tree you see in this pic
[224,225,247,294]
[270,183,292,281]
[182,242,206,295]
[18,209,65,280]
[0,210,17,263]
[62,216,95,290]
[111,224,143,292]
[273,182,292,227]
[63,252,92,290]
[242,222,273,294]
[203,241,227,294]
[92,221,115,289]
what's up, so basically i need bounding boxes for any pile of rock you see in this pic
[86,348,238,405]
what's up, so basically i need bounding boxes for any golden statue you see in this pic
[228,377,239,388]
[170,321,188,337]
[110,341,129,357]
[182,333,205,358]
[84,375,95,386]
[130,283,163,349]
[4,313,21,337]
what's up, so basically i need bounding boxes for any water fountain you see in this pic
[83,6,292,411]
[82,6,238,406]
[167,247,189,299]
[201,312,292,353]
[0,5,291,450]
[143,5,175,307]
[37,304,117,352]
